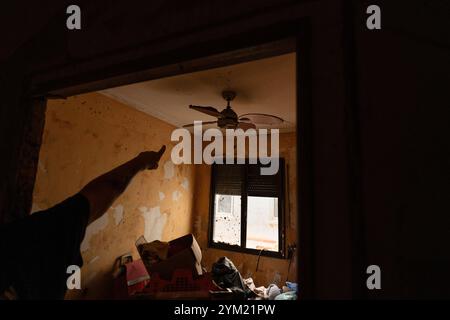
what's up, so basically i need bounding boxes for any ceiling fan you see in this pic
[182,90,284,130]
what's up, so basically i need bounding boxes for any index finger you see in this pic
[156,145,166,159]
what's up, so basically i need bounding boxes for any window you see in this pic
[209,159,285,258]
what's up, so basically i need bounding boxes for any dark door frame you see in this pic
[18,18,314,298]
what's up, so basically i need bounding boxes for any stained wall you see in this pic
[32,92,195,299]
[33,90,297,298]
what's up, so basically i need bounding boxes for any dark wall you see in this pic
[353,1,450,298]
[0,0,449,298]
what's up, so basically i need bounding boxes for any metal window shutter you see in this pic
[247,162,282,197]
[213,163,244,196]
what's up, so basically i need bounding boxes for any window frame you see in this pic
[208,159,286,259]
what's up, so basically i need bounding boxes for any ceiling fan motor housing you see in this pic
[185,90,281,130]
[218,101,238,128]
[218,117,238,129]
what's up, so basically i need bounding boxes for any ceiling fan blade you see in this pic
[237,122,257,130]
[189,105,222,118]
[239,113,284,125]
[182,121,218,128]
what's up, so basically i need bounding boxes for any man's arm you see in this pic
[80,145,166,224]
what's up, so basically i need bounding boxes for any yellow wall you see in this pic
[32,92,195,299]
[192,133,298,287]
[33,92,297,298]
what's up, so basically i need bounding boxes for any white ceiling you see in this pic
[100,53,296,132]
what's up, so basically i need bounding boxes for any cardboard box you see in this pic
[136,234,203,280]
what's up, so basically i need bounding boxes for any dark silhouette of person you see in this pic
[0,146,166,299]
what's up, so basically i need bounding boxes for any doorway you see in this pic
[20,21,313,298]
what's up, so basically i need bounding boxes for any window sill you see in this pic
[208,241,285,259]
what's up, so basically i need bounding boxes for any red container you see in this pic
[113,259,150,299]
[144,269,215,293]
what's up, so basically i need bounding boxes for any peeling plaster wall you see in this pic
[32,92,195,299]
[192,133,298,287]
[32,91,295,297]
